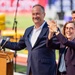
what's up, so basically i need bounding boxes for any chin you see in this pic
[34,21,39,24]
[67,36,72,40]
[33,20,40,23]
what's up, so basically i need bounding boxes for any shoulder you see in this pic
[73,38,75,42]
[44,22,48,27]
[26,26,34,31]
[25,25,34,33]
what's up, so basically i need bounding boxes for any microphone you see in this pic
[0,38,10,51]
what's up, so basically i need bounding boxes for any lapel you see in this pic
[32,22,48,48]
[70,38,75,58]
[26,26,34,49]
[26,22,48,49]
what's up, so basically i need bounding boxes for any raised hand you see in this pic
[47,20,58,33]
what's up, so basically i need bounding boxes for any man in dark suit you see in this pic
[0,4,56,75]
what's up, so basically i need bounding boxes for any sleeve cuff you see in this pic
[0,39,3,45]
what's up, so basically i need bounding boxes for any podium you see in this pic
[0,51,14,75]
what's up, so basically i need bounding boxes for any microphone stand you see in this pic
[12,0,19,72]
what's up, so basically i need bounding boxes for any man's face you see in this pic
[72,13,75,21]
[32,6,45,25]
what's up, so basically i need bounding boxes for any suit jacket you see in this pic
[47,33,75,75]
[1,22,56,75]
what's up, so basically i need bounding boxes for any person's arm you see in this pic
[46,35,60,49]
[47,21,60,49]
[1,36,26,50]
[0,33,26,51]
[48,32,54,40]
[55,32,75,49]
[49,21,75,49]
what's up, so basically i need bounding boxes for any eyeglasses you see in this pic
[65,27,74,30]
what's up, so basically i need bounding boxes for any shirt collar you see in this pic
[34,21,46,30]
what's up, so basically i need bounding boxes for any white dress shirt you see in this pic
[29,22,45,47]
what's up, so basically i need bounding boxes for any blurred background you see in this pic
[0,0,75,74]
